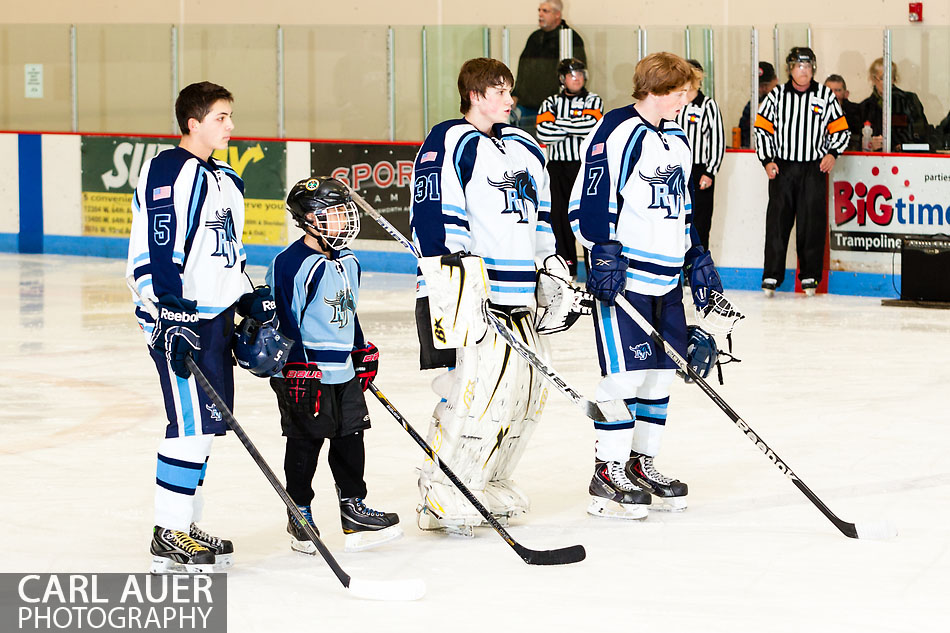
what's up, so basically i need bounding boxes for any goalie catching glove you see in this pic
[149,294,201,379]
[535,255,593,334]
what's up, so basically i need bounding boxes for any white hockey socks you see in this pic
[154,434,214,531]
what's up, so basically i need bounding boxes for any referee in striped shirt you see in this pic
[675,59,725,251]
[537,58,603,276]
[755,47,850,296]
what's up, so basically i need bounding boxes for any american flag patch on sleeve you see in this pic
[153,185,172,200]
[420,151,438,163]
[591,143,605,156]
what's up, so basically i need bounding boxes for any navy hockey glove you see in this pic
[351,343,379,392]
[282,362,322,417]
[684,246,723,315]
[236,286,276,324]
[149,295,201,379]
[587,241,628,305]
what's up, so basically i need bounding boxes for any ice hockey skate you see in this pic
[587,459,651,520]
[287,505,320,555]
[762,278,777,298]
[339,493,403,552]
[189,522,234,571]
[801,278,818,297]
[626,451,688,511]
[149,526,214,574]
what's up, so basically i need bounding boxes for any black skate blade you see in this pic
[513,543,586,566]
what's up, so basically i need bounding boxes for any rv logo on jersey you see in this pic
[640,165,686,219]
[325,288,356,328]
[487,170,539,223]
[630,343,652,360]
[207,208,238,268]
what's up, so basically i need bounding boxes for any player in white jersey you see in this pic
[570,53,725,519]
[410,57,563,536]
[127,82,277,572]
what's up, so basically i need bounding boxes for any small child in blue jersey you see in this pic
[266,176,402,553]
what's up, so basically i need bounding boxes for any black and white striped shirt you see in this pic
[754,80,850,163]
[674,91,725,176]
[536,89,603,162]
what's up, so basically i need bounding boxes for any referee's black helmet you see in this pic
[557,58,587,83]
[786,47,817,71]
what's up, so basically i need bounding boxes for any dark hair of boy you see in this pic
[175,81,234,135]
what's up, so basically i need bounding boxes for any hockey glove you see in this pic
[587,241,628,305]
[535,255,593,334]
[236,285,276,324]
[684,246,723,315]
[149,295,201,379]
[282,362,322,417]
[351,343,379,392]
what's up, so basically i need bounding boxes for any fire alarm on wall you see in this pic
[909,2,923,22]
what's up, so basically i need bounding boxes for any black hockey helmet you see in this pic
[557,58,588,83]
[286,177,361,250]
[786,46,817,72]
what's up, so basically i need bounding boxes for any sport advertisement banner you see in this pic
[80,137,287,245]
[309,141,420,241]
[830,154,950,272]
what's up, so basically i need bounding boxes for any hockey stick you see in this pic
[127,277,426,600]
[613,294,897,540]
[348,186,629,424]
[368,382,586,565]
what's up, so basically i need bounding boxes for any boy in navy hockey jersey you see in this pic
[267,177,402,553]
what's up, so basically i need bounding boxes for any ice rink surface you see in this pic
[1,253,948,632]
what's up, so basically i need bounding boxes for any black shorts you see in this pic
[270,375,371,440]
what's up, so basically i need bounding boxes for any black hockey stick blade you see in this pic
[513,542,587,566]
[369,383,586,565]
[613,294,897,541]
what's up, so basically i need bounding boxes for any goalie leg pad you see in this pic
[417,308,547,526]
[419,253,489,349]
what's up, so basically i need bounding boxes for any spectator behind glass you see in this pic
[858,58,932,151]
[824,74,863,150]
[738,62,778,148]
[511,0,586,140]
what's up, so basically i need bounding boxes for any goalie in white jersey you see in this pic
[570,53,727,519]
[410,57,580,536]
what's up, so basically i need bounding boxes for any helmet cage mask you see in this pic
[311,200,360,251]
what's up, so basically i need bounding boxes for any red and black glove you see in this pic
[350,343,379,391]
[282,362,322,417]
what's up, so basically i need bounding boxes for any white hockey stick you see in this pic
[127,276,426,600]
[614,294,896,540]
[348,186,630,423]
